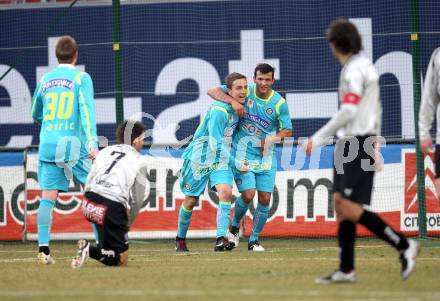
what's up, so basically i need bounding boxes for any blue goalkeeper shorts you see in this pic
[38,159,90,192]
[179,159,233,197]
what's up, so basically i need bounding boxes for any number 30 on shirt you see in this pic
[43,91,74,120]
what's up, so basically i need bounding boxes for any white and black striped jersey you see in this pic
[85,144,147,223]
[419,47,440,142]
[312,55,382,145]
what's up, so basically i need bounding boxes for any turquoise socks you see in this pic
[216,201,231,237]
[231,196,249,228]
[177,204,193,238]
[37,198,56,246]
[249,203,270,242]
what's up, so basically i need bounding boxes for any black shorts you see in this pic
[435,145,440,179]
[83,191,129,253]
[333,136,375,205]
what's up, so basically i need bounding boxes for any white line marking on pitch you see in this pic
[0,255,438,264]
[0,288,439,299]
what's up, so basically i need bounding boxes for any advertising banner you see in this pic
[1,145,439,240]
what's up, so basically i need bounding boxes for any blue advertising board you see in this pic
[0,0,439,146]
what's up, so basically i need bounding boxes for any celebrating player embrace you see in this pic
[208,63,292,251]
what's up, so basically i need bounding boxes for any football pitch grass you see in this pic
[0,238,439,301]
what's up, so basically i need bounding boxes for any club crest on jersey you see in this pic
[185,183,192,191]
[248,125,256,134]
[247,99,254,108]
[243,123,261,136]
[266,108,273,115]
[236,179,242,185]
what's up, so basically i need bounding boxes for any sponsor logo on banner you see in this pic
[403,150,440,231]
[2,148,440,240]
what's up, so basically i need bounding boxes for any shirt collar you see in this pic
[58,64,75,69]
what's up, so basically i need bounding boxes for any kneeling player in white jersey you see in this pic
[71,120,147,268]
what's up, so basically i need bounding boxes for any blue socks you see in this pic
[177,204,193,238]
[249,203,270,242]
[216,201,231,237]
[37,198,56,246]
[231,196,249,228]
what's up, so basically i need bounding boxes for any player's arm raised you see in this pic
[207,86,246,117]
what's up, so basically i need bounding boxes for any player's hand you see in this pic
[434,178,440,201]
[373,141,383,172]
[300,138,313,156]
[260,135,280,156]
[238,161,250,173]
[88,148,98,161]
[231,101,246,117]
[420,137,433,155]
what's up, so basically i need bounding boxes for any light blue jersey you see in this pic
[222,83,292,172]
[182,100,238,168]
[33,63,99,249]
[31,64,98,163]
[180,101,238,196]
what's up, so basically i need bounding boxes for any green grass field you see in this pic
[0,238,439,301]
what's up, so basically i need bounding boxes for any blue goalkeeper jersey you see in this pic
[31,64,97,163]
[182,101,238,167]
[222,83,292,168]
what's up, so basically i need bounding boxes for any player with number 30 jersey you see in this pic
[31,59,97,169]
[31,36,98,264]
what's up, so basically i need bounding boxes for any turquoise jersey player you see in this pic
[208,63,292,251]
[176,73,247,253]
[32,67,97,172]
[31,36,98,264]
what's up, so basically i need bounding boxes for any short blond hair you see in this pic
[225,72,246,89]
